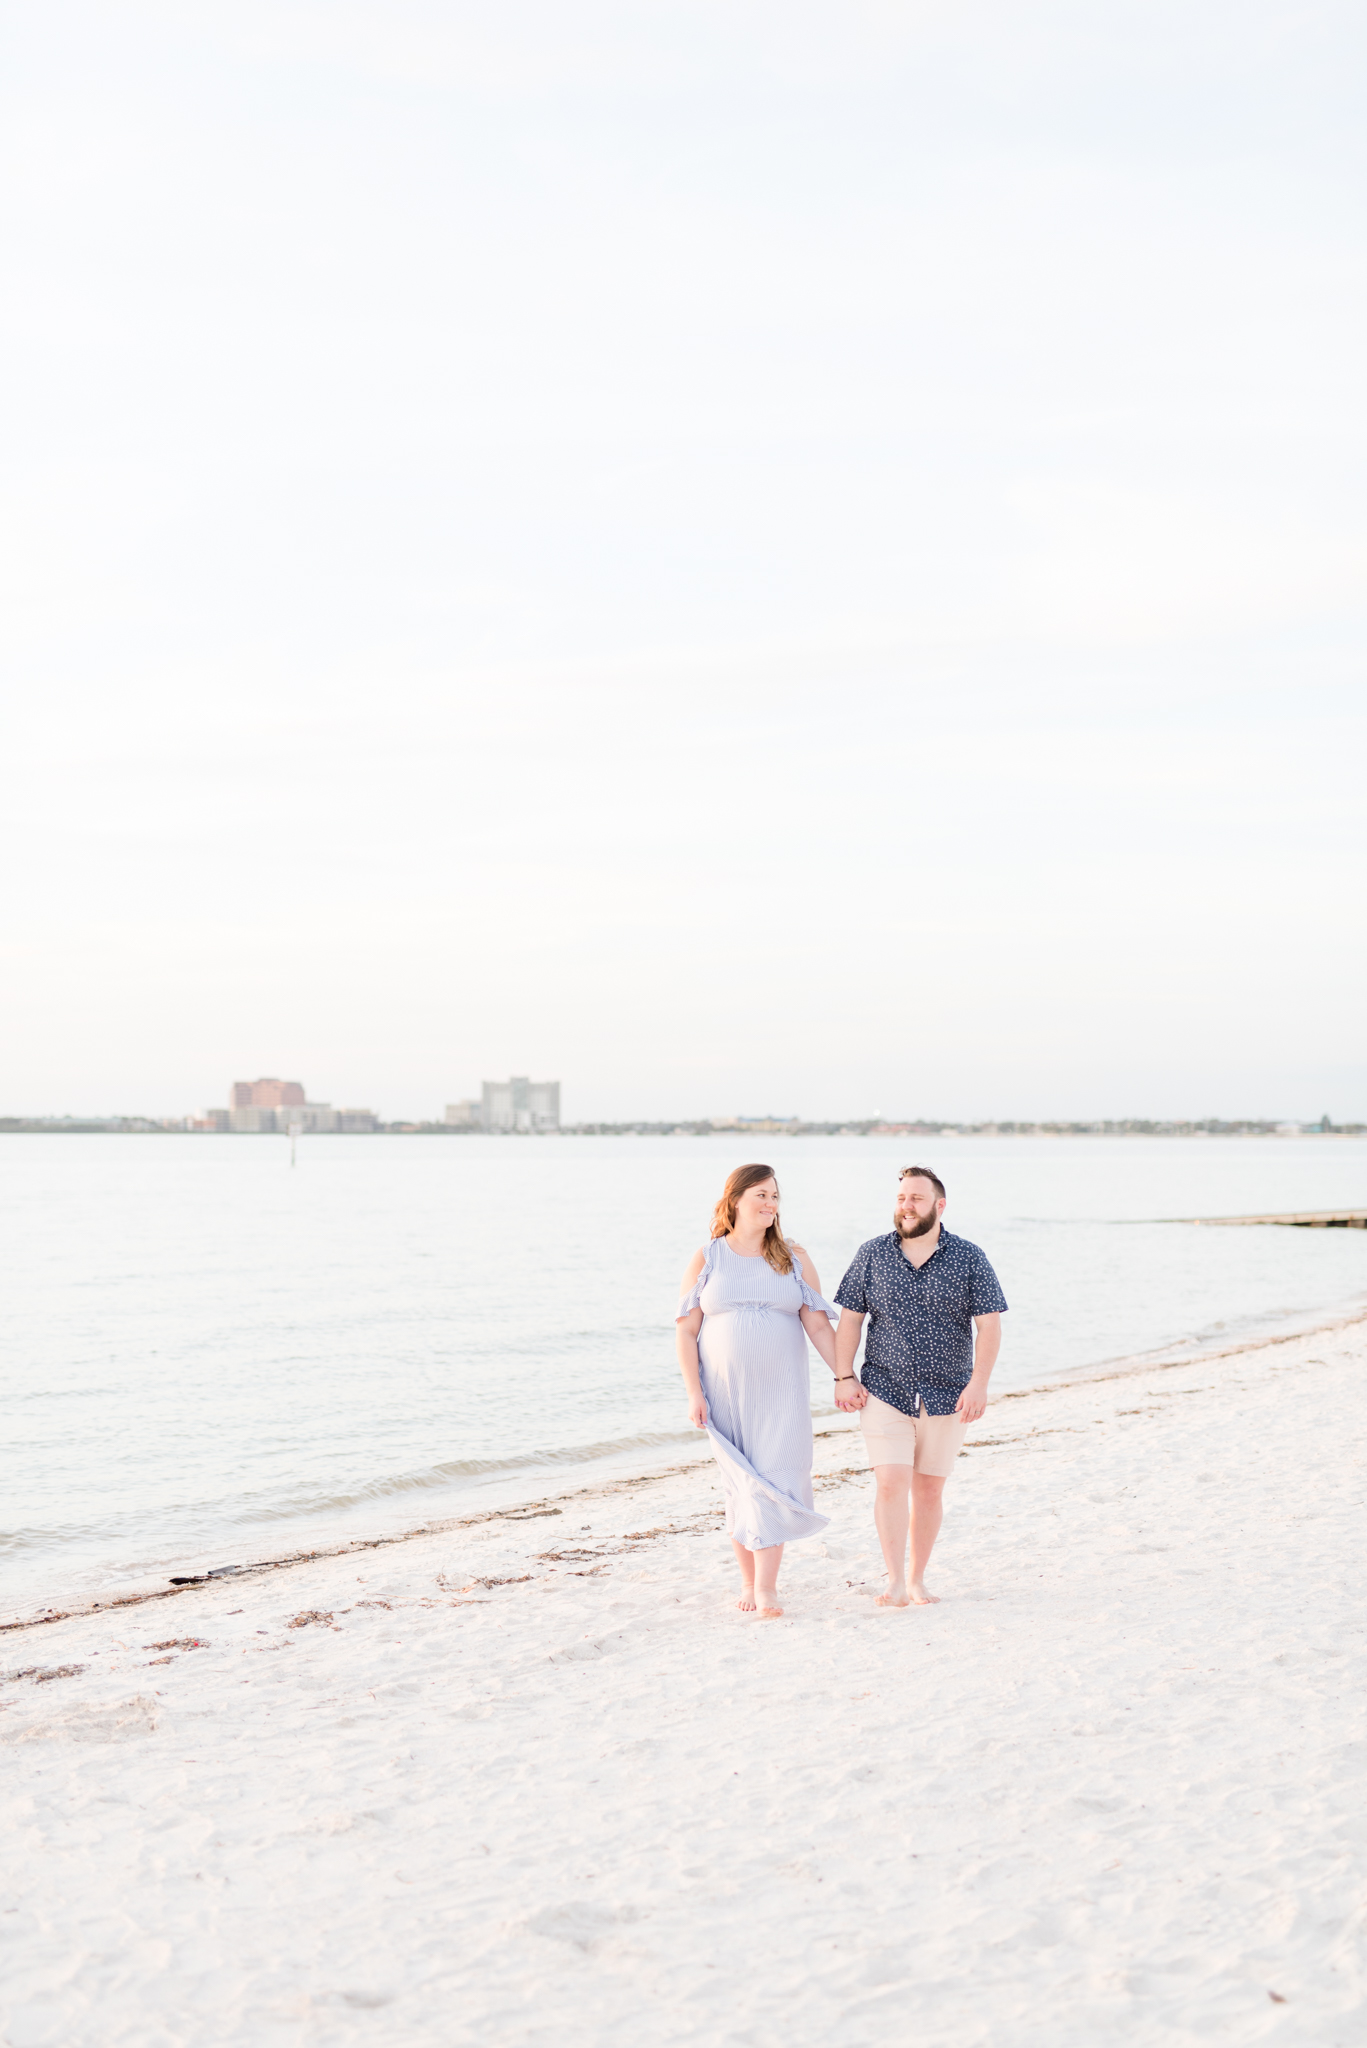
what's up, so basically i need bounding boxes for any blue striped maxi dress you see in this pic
[678,1237,836,1550]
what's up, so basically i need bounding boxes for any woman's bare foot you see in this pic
[876,1584,911,1608]
[737,1587,757,1612]
[755,1590,783,1617]
[907,1581,940,1605]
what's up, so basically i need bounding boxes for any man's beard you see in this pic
[894,1208,938,1240]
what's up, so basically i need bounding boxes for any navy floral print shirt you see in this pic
[833,1228,1008,1417]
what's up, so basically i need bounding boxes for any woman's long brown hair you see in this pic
[709,1162,794,1275]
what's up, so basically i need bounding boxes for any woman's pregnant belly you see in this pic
[698,1307,811,1453]
[698,1304,806,1375]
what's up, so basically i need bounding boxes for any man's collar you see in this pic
[887,1225,951,1258]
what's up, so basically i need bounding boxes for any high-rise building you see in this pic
[526,1080,560,1130]
[479,1077,560,1132]
[231,1079,306,1109]
[216,1078,373,1132]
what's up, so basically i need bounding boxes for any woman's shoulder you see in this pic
[785,1237,817,1280]
[681,1242,711,1281]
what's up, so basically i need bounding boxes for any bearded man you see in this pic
[832,1166,1007,1608]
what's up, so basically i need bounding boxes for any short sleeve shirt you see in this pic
[833,1228,1008,1417]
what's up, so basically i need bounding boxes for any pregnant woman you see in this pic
[676,1162,850,1617]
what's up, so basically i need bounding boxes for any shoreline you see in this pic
[8,1296,1365,1638]
[9,1130,1365,1640]
[4,1310,1363,2042]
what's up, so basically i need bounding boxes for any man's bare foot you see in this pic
[737,1587,756,1612]
[876,1585,911,1608]
[907,1582,940,1605]
[755,1591,783,1617]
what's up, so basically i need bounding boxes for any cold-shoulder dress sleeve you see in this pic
[677,1238,719,1320]
[789,1246,839,1323]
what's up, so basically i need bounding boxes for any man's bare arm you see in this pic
[833,1309,868,1410]
[955,1312,1001,1423]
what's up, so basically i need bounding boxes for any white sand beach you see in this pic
[2,1315,1364,2047]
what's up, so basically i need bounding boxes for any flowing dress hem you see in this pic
[706,1423,830,1546]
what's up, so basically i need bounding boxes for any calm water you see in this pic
[3,1134,1365,1615]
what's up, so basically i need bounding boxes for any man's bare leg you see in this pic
[731,1538,756,1611]
[873,1463,915,1606]
[753,1543,784,1617]
[908,1472,947,1603]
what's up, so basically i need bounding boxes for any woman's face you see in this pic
[733,1177,779,1233]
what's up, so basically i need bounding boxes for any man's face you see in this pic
[894,1176,944,1240]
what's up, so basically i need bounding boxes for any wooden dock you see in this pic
[1178,1210,1367,1228]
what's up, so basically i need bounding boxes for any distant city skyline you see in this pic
[2,1099,1359,1140]
[2,1071,1362,1133]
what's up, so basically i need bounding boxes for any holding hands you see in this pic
[830,1306,867,1413]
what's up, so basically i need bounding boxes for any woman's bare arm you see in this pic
[791,1244,841,1380]
[675,1247,708,1428]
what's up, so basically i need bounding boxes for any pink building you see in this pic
[231,1078,306,1109]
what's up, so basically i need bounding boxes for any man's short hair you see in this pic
[900,1164,946,1202]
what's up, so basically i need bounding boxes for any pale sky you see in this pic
[2,1,1364,1123]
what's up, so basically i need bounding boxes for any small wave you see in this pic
[1033,1290,1367,1388]
[0,1429,709,1572]
[216,1428,704,1525]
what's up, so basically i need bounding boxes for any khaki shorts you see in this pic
[859,1391,968,1479]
